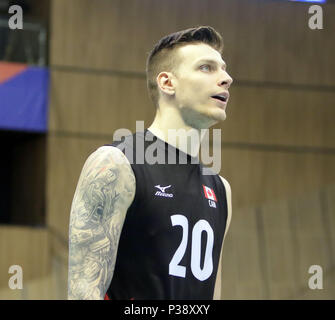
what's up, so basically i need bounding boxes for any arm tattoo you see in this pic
[68,147,135,300]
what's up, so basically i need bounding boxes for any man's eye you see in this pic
[200,64,212,72]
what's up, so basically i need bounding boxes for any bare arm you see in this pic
[68,146,135,300]
[213,176,232,300]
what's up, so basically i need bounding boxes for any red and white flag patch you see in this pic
[202,185,217,202]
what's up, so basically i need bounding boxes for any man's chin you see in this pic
[208,108,226,123]
[181,106,226,129]
[197,112,226,129]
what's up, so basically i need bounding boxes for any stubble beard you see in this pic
[181,102,226,130]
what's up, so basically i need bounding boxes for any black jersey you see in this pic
[105,129,228,300]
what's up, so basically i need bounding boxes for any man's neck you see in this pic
[147,106,207,158]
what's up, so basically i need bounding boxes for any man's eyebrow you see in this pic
[195,58,227,69]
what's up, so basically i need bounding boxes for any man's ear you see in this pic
[156,72,176,96]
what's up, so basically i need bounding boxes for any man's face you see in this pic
[172,43,233,129]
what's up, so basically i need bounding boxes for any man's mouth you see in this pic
[211,92,229,103]
[212,95,227,103]
[211,93,229,108]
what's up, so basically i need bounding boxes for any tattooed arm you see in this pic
[68,146,136,300]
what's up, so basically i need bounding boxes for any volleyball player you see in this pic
[68,26,233,300]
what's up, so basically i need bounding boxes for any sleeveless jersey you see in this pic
[105,129,228,299]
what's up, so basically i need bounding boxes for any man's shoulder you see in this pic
[79,146,136,199]
[89,145,130,166]
[82,146,135,182]
[218,175,231,191]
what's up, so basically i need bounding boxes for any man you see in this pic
[68,26,233,300]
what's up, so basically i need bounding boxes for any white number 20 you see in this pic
[169,214,214,281]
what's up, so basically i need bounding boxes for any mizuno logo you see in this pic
[154,185,173,198]
[155,185,171,193]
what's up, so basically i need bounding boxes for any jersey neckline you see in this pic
[144,128,201,165]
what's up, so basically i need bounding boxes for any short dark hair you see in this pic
[146,26,224,107]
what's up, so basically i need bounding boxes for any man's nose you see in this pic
[219,71,233,89]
